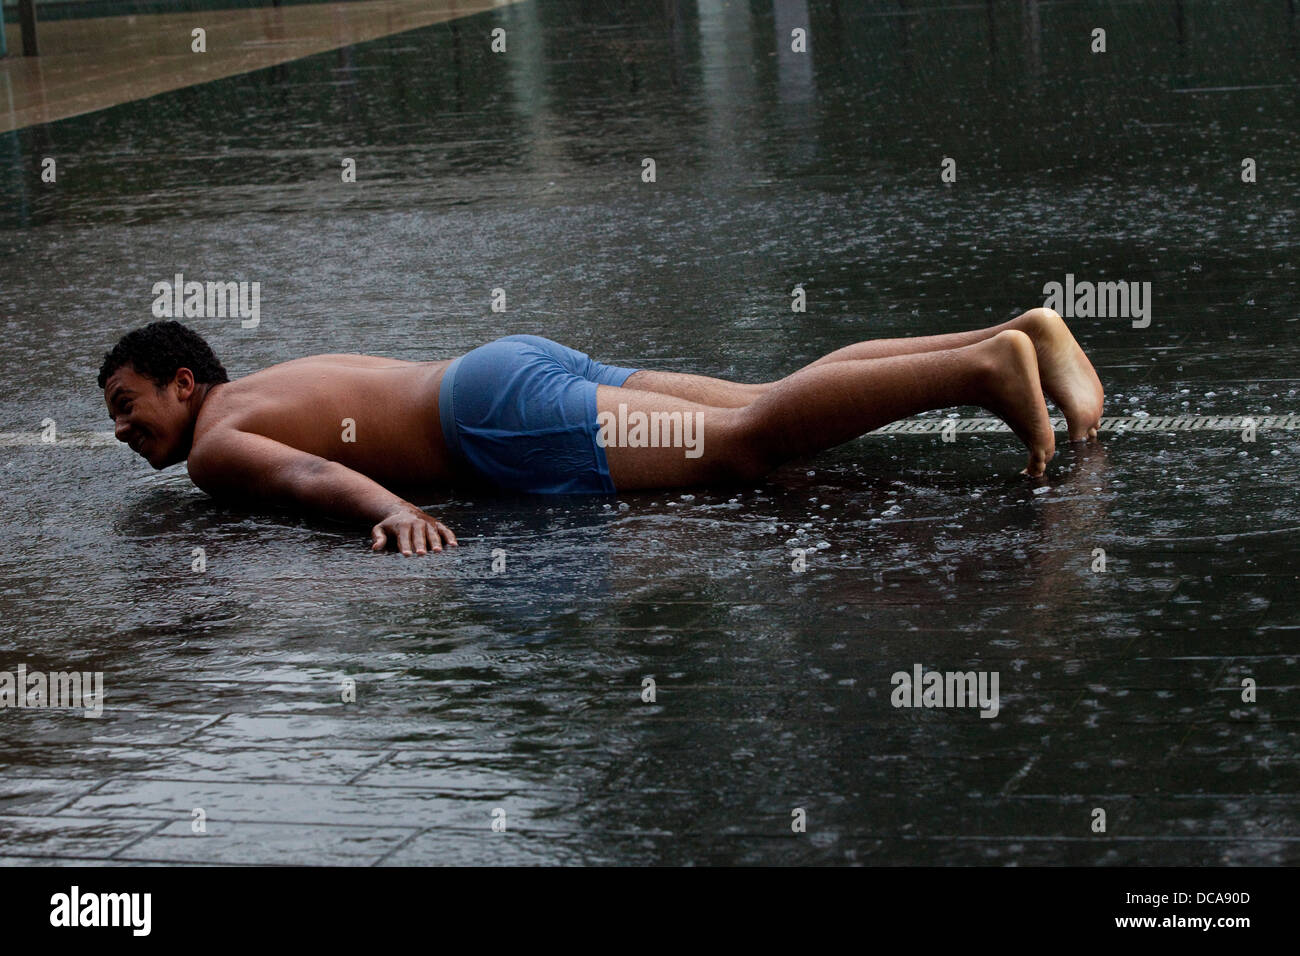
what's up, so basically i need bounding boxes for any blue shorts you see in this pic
[437,335,640,494]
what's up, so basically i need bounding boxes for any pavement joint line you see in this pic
[102,857,296,866]
[108,818,175,859]
[2,812,411,828]
[370,825,434,867]
[28,812,591,832]
[47,775,576,792]
[43,777,115,815]
[999,753,1040,796]
[2,706,227,720]
[899,835,1300,842]
[174,712,230,743]
[346,750,398,785]
[2,773,592,792]
[1,741,429,754]
[0,851,124,862]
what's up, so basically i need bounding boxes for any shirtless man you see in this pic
[98,311,1103,556]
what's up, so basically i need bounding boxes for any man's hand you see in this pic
[371,505,458,556]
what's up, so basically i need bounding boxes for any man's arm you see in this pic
[187,429,457,556]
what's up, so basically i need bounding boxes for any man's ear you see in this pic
[172,367,198,398]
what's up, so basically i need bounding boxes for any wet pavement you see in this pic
[0,0,1298,865]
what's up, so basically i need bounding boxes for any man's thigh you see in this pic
[620,370,770,408]
[596,385,746,490]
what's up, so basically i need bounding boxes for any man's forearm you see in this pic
[292,459,415,524]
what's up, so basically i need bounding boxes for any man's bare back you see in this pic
[192,355,455,489]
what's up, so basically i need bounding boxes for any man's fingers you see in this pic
[371,514,455,555]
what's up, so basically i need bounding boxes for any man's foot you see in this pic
[1010,308,1105,441]
[975,330,1057,477]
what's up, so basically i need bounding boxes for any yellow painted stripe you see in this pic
[1,0,522,133]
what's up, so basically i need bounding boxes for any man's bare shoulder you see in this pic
[188,374,282,464]
[186,425,262,487]
[269,353,431,370]
[195,355,420,416]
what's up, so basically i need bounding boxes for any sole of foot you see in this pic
[1014,308,1105,442]
[978,329,1057,477]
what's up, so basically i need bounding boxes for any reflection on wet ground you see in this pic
[1,0,1297,864]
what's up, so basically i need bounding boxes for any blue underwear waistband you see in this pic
[437,355,470,475]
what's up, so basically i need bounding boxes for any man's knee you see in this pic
[1020,306,1061,326]
[718,407,778,482]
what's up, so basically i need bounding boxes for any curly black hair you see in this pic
[97,321,230,390]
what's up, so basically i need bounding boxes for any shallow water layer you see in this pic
[1,0,1298,865]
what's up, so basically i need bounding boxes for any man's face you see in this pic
[104,365,196,469]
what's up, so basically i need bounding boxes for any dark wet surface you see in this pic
[1,0,1298,864]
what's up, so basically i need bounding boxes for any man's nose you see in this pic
[113,420,131,442]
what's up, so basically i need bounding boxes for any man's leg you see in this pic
[613,320,1014,408]
[620,370,768,408]
[618,308,1102,440]
[801,308,1103,441]
[601,329,1055,490]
